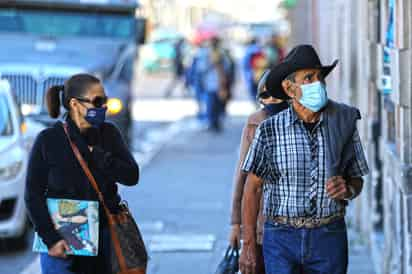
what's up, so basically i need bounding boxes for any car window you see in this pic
[0,95,14,136]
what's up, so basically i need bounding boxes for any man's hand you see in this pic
[239,241,257,274]
[326,176,351,200]
[48,240,71,258]
[229,224,241,248]
[240,173,262,274]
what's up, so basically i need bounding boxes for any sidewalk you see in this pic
[121,116,375,274]
[121,117,245,274]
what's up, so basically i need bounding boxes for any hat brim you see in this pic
[266,59,339,100]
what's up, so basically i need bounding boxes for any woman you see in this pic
[25,74,139,274]
[229,70,289,274]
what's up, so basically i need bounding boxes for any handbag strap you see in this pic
[62,123,111,217]
[63,123,130,271]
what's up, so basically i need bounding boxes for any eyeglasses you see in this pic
[75,96,108,108]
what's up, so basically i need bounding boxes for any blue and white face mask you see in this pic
[298,81,328,112]
[84,107,107,128]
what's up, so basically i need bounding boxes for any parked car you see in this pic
[0,80,29,247]
[0,0,147,144]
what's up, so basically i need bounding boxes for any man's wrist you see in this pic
[242,225,256,244]
[344,184,356,200]
[243,238,256,246]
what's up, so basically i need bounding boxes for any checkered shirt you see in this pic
[242,106,370,218]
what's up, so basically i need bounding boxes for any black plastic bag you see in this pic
[215,245,240,274]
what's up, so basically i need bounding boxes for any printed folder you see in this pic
[33,198,99,256]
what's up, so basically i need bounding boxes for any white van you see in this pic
[0,80,29,247]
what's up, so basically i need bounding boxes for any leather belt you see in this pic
[268,212,345,229]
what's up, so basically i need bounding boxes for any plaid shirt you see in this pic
[242,106,369,218]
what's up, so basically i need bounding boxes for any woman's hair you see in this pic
[46,74,100,118]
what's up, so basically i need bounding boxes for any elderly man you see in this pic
[239,45,369,274]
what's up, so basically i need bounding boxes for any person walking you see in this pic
[264,33,286,68]
[221,46,237,113]
[229,70,289,274]
[192,36,231,132]
[239,45,369,274]
[164,38,187,98]
[186,42,207,123]
[243,38,268,102]
[25,74,140,274]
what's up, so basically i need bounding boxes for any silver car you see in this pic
[0,80,29,247]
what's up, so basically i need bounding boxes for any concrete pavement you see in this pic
[121,117,245,273]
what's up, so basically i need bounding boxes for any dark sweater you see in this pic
[25,117,139,249]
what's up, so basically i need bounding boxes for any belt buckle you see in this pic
[303,217,320,229]
[294,217,305,229]
[311,218,320,228]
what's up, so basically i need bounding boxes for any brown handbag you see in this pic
[63,124,148,274]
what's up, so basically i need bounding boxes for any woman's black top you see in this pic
[25,117,139,249]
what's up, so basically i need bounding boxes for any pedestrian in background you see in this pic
[221,46,237,114]
[25,74,140,274]
[186,43,207,123]
[229,70,289,274]
[239,45,369,274]
[164,38,187,98]
[242,38,268,102]
[191,36,231,132]
[264,33,285,68]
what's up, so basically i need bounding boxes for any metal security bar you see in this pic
[2,74,37,105]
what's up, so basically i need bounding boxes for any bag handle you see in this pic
[224,242,239,260]
[63,123,129,271]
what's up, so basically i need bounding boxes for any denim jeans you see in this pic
[205,92,224,130]
[263,218,348,274]
[40,254,75,274]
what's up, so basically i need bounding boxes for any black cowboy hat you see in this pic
[266,44,338,99]
[256,69,271,100]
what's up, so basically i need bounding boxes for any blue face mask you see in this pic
[85,107,107,128]
[263,101,289,116]
[298,81,328,112]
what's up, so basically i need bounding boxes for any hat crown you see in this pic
[284,44,322,69]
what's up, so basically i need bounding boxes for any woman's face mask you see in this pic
[84,107,107,128]
[75,95,108,128]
